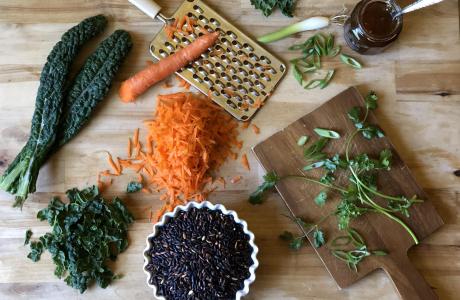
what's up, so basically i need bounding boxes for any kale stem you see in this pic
[284,175,347,193]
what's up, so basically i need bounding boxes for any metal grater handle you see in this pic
[129,0,162,20]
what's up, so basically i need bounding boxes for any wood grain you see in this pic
[0,0,459,299]
[252,87,443,299]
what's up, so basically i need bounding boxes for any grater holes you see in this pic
[193,5,203,13]
[209,18,220,26]
[226,31,238,39]
[242,77,254,87]
[249,53,259,61]
[203,76,212,86]
[159,49,168,58]
[165,42,175,51]
[260,90,267,96]
[181,37,191,45]
[249,88,259,97]
[192,73,203,83]
[232,57,242,67]
[241,115,249,121]
[232,75,242,83]
[198,15,209,24]
[254,80,265,89]
[260,73,271,82]
[198,67,208,76]
[279,64,286,74]
[203,25,212,32]
[248,70,260,79]
[231,40,242,49]
[215,79,225,89]
[243,60,254,69]
[243,43,254,52]
[237,85,248,95]
[227,66,236,74]
[220,72,230,81]
[226,99,237,109]
[215,62,225,71]
[260,55,271,64]
[238,68,248,77]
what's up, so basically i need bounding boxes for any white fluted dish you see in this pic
[143,201,259,300]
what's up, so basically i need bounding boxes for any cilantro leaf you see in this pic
[126,181,142,193]
[24,229,32,246]
[249,171,280,205]
[365,91,378,110]
[379,149,392,170]
[314,191,328,207]
[279,231,305,250]
[313,229,325,248]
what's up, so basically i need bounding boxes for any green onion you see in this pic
[340,53,362,69]
[258,17,330,43]
[314,128,340,139]
[297,135,309,146]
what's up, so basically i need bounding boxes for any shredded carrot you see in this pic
[231,175,242,184]
[138,174,143,183]
[133,128,139,147]
[127,138,132,157]
[177,16,186,32]
[241,153,250,171]
[252,98,264,109]
[102,92,242,221]
[215,177,226,188]
[106,153,121,175]
[251,124,260,134]
[240,102,249,110]
[241,121,250,129]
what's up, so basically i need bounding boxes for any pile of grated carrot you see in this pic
[101,92,245,221]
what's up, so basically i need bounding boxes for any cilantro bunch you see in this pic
[249,91,422,270]
[25,186,133,293]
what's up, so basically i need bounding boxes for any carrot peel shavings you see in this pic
[241,153,250,171]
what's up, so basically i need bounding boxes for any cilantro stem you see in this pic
[285,175,347,193]
[376,209,419,244]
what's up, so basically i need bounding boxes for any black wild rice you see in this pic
[145,207,254,300]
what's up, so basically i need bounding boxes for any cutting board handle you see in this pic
[382,254,438,300]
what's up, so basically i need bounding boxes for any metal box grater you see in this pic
[148,0,286,121]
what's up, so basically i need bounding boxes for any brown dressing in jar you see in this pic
[344,0,403,55]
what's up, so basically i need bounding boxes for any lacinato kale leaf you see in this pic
[27,186,133,293]
[127,181,143,193]
[54,30,132,149]
[0,15,108,207]
[251,0,296,17]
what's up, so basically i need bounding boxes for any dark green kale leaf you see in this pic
[27,241,44,262]
[249,171,280,204]
[27,186,133,293]
[250,0,296,17]
[24,229,33,246]
[127,181,143,193]
[54,30,133,149]
[0,15,108,207]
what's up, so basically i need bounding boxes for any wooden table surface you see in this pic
[0,0,459,299]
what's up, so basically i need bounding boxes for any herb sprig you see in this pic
[251,91,422,270]
[290,33,363,89]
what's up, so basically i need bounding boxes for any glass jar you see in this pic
[344,0,403,55]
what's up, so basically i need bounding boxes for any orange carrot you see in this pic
[252,98,264,109]
[241,153,250,171]
[231,175,242,184]
[252,124,260,134]
[106,153,121,175]
[119,32,220,102]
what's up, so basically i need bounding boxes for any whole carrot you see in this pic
[119,31,220,102]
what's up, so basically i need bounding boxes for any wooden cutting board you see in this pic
[252,87,444,300]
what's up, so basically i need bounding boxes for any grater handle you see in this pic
[129,0,162,20]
